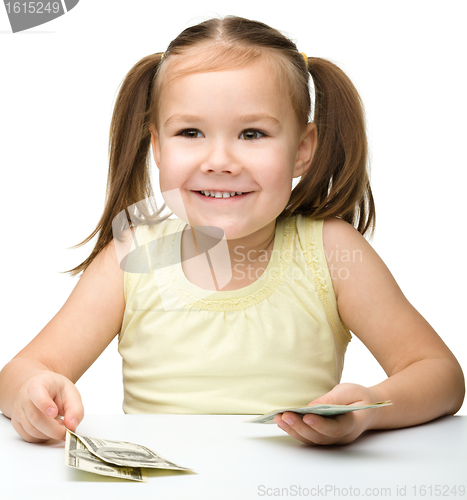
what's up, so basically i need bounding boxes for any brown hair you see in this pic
[63,15,375,277]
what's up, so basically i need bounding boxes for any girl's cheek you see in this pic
[163,148,201,167]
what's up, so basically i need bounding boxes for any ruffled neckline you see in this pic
[164,217,295,311]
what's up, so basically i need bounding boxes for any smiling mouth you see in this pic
[194,190,250,199]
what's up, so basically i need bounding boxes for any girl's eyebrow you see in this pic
[237,113,281,125]
[164,114,204,128]
[164,113,281,128]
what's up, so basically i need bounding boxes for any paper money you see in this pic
[245,401,392,424]
[65,430,147,482]
[65,428,192,481]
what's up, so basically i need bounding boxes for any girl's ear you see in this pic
[293,122,317,178]
[149,125,161,169]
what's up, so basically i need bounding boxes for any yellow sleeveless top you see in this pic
[118,214,351,414]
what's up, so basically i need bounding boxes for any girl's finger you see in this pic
[277,420,316,445]
[61,388,84,432]
[22,398,66,441]
[277,413,335,446]
[27,379,59,418]
[12,418,42,443]
[302,413,355,439]
[28,376,83,436]
[12,408,51,443]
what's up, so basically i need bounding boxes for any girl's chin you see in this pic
[184,224,240,240]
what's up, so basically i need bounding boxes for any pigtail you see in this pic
[282,57,375,238]
[62,52,167,277]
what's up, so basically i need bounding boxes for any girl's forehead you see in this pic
[159,49,282,90]
[156,54,290,108]
[157,60,293,121]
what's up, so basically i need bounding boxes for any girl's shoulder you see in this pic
[322,216,364,247]
[321,216,376,301]
[296,214,365,253]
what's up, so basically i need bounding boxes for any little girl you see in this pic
[0,16,464,446]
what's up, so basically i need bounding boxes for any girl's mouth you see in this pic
[192,190,251,202]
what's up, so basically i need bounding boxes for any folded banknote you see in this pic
[65,428,192,482]
[245,401,392,424]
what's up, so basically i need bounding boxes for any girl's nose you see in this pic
[200,141,241,175]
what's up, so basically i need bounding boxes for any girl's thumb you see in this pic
[308,383,364,406]
[62,388,84,432]
[64,416,80,432]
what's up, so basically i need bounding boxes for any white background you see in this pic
[0,1,465,416]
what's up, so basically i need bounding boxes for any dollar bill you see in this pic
[245,401,392,424]
[65,430,148,482]
[65,428,193,481]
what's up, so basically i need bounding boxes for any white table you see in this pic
[1,413,466,499]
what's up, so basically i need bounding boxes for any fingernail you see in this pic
[283,417,294,425]
[304,416,315,425]
[46,407,55,417]
[71,418,78,429]
[277,422,286,429]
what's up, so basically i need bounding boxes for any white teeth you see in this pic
[200,190,243,198]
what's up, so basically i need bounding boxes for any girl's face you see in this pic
[151,57,315,241]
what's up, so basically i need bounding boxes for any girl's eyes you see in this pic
[177,129,265,140]
[179,129,203,139]
[240,129,265,140]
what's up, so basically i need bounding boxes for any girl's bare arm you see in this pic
[0,237,126,441]
[325,217,464,427]
[275,217,464,445]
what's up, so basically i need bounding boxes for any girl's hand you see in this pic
[11,370,84,443]
[273,383,378,446]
